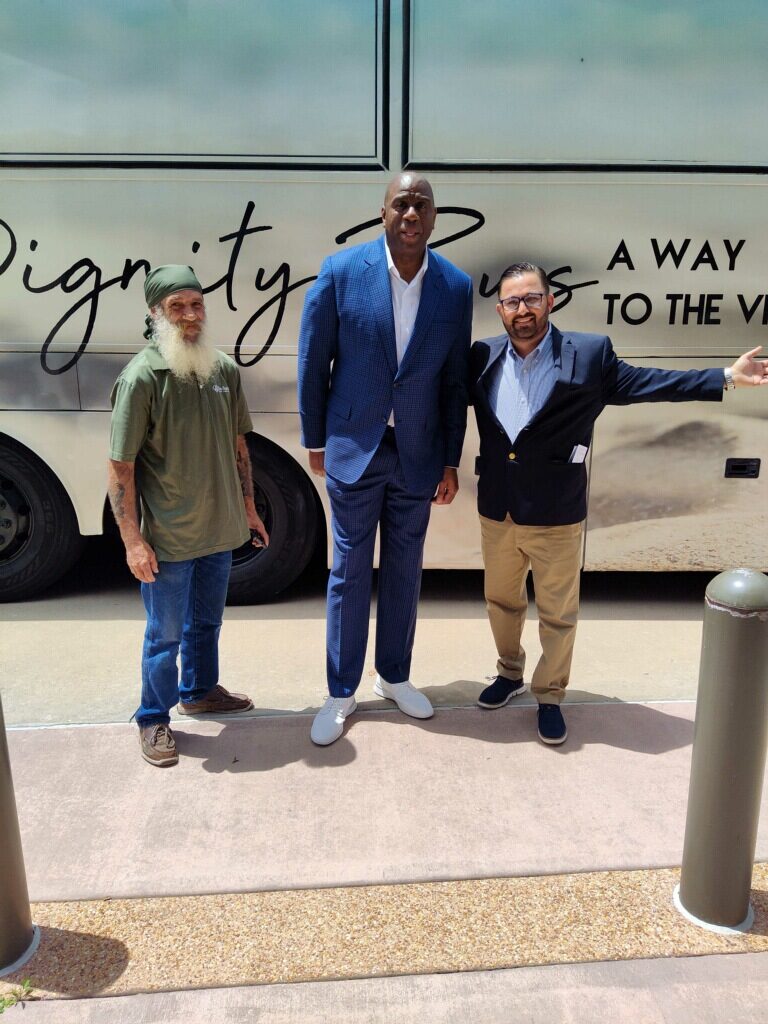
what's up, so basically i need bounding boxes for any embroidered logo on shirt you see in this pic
[212,384,230,393]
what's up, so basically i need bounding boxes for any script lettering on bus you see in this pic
[0,205,598,376]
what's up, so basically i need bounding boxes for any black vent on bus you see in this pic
[724,458,761,479]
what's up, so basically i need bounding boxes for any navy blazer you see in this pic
[470,327,724,525]
[298,236,473,492]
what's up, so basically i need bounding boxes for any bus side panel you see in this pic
[586,362,768,570]
[0,353,79,410]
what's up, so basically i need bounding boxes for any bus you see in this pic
[1,0,766,602]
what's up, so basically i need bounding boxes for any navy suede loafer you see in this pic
[537,703,567,745]
[477,675,525,709]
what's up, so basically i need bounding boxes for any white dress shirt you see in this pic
[385,239,429,425]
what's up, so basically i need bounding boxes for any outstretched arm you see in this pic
[107,459,158,583]
[607,339,768,406]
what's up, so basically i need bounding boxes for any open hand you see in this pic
[730,346,768,387]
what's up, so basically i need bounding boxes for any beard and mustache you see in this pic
[150,312,218,384]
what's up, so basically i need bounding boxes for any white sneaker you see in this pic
[374,675,434,719]
[311,695,357,746]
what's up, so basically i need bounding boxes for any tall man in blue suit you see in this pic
[471,262,768,746]
[298,173,473,745]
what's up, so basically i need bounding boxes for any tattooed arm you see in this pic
[236,435,269,547]
[107,459,159,582]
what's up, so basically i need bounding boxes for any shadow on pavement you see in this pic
[170,697,693,774]
[174,719,357,773]
[3,927,129,998]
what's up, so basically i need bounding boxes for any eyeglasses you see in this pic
[499,292,546,312]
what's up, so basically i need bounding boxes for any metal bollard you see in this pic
[674,568,768,933]
[0,692,38,975]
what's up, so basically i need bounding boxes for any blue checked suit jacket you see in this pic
[298,236,473,492]
[470,327,725,526]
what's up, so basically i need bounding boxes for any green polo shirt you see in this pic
[109,343,253,561]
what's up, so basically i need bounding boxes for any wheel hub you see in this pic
[0,477,31,559]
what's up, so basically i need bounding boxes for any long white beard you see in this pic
[152,313,217,384]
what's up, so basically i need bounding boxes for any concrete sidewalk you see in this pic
[14,701,767,902]
[3,701,768,1020]
[11,953,768,1024]
[3,566,767,1020]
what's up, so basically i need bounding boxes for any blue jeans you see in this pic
[135,550,232,726]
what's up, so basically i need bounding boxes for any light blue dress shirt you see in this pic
[487,325,557,443]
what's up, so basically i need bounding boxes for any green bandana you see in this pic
[144,264,203,309]
[143,265,203,339]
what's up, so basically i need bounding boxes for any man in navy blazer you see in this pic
[298,173,473,745]
[471,262,768,746]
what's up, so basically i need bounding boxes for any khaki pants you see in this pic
[479,514,583,705]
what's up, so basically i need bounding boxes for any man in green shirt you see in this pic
[108,265,269,767]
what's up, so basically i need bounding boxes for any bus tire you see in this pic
[0,437,84,602]
[226,433,321,604]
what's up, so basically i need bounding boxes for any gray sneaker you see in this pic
[311,695,357,746]
[140,723,179,767]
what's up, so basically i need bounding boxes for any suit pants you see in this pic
[325,430,434,697]
[480,514,583,705]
